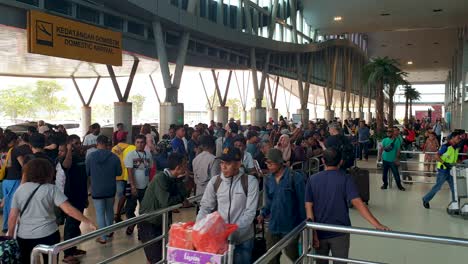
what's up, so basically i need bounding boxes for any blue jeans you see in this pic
[2,179,20,231]
[423,170,456,203]
[234,239,254,264]
[382,160,402,187]
[93,197,115,240]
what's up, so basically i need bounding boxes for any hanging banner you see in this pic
[27,10,122,66]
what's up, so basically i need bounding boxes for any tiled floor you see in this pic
[5,157,468,263]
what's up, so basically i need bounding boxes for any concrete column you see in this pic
[366,112,373,124]
[268,108,279,123]
[114,102,133,143]
[81,106,91,138]
[343,111,352,120]
[160,102,184,135]
[251,107,267,126]
[207,109,215,123]
[241,110,247,125]
[216,106,229,126]
[358,112,365,120]
[297,109,309,124]
[324,110,335,121]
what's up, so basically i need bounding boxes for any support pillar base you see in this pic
[160,102,184,135]
[296,109,309,124]
[241,110,247,125]
[366,112,373,124]
[114,102,133,143]
[216,106,229,125]
[81,106,91,138]
[251,107,267,126]
[324,110,335,121]
[268,108,279,123]
[207,109,215,123]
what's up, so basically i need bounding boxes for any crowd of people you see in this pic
[0,116,466,263]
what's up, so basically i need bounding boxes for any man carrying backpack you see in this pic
[325,123,355,171]
[257,149,305,264]
[197,147,259,264]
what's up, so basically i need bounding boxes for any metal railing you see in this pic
[254,221,468,264]
[384,151,468,186]
[31,195,203,264]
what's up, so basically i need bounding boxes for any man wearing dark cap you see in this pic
[23,133,55,177]
[257,149,306,264]
[192,135,220,196]
[197,147,259,264]
[222,122,239,149]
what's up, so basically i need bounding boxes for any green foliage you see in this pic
[362,57,403,133]
[227,98,242,120]
[129,94,146,119]
[0,86,36,121]
[32,80,69,119]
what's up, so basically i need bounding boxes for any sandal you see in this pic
[95,237,107,244]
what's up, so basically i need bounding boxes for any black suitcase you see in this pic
[349,167,370,204]
[251,220,267,262]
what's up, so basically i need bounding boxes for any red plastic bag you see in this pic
[192,212,238,254]
[169,222,195,249]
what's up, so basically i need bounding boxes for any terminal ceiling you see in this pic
[303,0,468,83]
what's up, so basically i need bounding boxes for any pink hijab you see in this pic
[275,134,291,162]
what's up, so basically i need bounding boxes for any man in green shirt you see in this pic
[138,152,188,263]
[380,127,405,191]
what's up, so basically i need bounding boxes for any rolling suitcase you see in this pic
[349,167,370,204]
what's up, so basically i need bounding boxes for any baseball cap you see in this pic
[266,148,284,164]
[219,147,242,162]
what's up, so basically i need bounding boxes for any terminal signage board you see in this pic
[27,10,122,66]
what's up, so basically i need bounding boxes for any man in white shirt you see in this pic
[83,123,101,159]
[124,134,153,235]
[233,136,255,174]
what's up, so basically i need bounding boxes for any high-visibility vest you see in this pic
[437,144,459,170]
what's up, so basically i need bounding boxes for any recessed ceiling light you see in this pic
[334,16,343,21]
[407,61,413,65]
[433,9,443,12]
[380,13,391,16]
[433,42,439,45]
[407,43,413,46]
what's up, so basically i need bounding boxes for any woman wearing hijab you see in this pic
[275,134,293,166]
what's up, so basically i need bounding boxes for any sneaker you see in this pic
[380,185,388,190]
[398,186,406,191]
[423,200,430,209]
[126,226,134,235]
[62,256,80,264]
[95,237,107,244]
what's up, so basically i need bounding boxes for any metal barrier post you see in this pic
[227,238,235,264]
[301,227,310,264]
[162,211,169,262]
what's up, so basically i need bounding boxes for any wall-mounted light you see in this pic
[334,16,342,21]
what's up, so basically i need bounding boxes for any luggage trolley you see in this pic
[447,164,468,218]
[167,238,235,264]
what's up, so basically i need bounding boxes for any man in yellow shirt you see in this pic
[111,131,135,223]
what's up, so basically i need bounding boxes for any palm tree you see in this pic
[403,84,412,124]
[407,88,421,122]
[362,57,401,133]
[387,72,408,127]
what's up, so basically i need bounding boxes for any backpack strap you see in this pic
[213,174,249,197]
[241,174,248,196]
[213,175,222,193]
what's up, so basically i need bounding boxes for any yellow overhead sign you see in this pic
[27,10,122,66]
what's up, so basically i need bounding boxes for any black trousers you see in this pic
[64,206,85,256]
[17,230,60,264]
